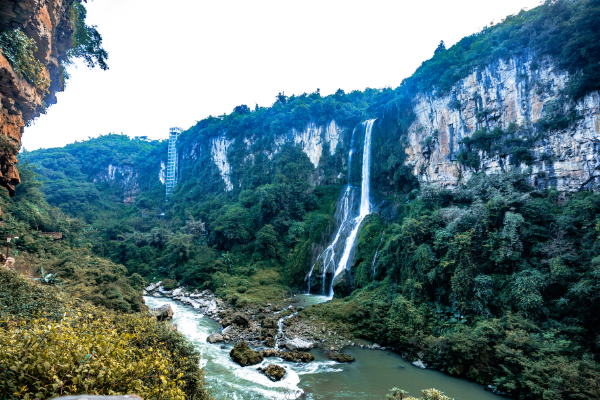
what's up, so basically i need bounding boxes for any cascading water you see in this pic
[305,127,358,294]
[305,119,376,298]
[330,119,375,297]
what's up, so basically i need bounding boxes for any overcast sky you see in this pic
[23,0,543,150]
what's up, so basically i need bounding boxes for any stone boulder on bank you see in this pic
[284,337,313,351]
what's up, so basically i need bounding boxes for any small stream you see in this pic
[144,296,499,400]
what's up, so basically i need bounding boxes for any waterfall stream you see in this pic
[306,119,376,298]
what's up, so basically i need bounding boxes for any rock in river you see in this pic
[207,332,224,343]
[230,341,263,366]
[153,304,173,321]
[284,337,313,351]
[259,364,286,381]
[327,352,355,363]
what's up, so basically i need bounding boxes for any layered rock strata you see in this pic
[0,0,75,195]
[404,57,600,191]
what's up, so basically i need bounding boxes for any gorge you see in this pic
[2,0,600,399]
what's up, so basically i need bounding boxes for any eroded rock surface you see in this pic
[0,0,77,195]
[405,56,600,191]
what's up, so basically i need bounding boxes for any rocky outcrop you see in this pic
[327,352,355,363]
[93,164,140,203]
[204,120,345,192]
[258,364,286,381]
[0,0,77,195]
[210,136,234,191]
[152,304,173,321]
[230,341,263,366]
[284,337,313,351]
[404,56,600,191]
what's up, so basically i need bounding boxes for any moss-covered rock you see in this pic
[327,352,355,363]
[280,351,315,363]
[230,341,263,366]
[259,364,286,381]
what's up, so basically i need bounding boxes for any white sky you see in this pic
[23,0,543,150]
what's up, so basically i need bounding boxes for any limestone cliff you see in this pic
[0,0,75,195]
[404,56,600,191]
[199,120,345,192]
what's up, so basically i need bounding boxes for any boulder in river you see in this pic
[412,360,427,369]
[280,351,314,363]
[230,341,263,366]
[153,304,173,321]
[265,337,276,347]
[261,349,281,358]
[285,337,313,351]
[207,332,224,343]
[259,364,286,381]
[327,352,355,363]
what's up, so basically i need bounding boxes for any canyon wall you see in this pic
[0,0,75,195]
[202,120,345,191]
[404,57,600,191]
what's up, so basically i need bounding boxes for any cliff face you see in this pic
[184,120,346,192]
[404,57,600,191]
[0,0,74,195]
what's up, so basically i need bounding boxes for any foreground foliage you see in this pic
[0,268,209,400]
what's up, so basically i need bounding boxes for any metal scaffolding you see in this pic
[166,127,182,197]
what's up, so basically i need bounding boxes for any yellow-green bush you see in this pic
[0,269,209,400]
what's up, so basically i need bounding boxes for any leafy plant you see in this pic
[0,29,49,91]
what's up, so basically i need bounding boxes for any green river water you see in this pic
[144,296,499,400]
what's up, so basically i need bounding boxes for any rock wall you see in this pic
[209,120,344,191]
[404,57,600,191]
[211,136,234,192]
[0,0,75,195]
[93,164,140,204]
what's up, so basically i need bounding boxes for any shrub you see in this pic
[0,29,49,91]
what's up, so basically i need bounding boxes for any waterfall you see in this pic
[305,119,376,298]
[330,119,375,297]
[305,127,357,294]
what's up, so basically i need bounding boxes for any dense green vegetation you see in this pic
[0,159,146,312]
[0,1,107,92]
[404,0,600,100]
[0,268,209,399]
[304,171,600,399]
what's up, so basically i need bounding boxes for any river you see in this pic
[144,296,499,400]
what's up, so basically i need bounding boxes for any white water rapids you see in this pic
[144,295,501,399]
